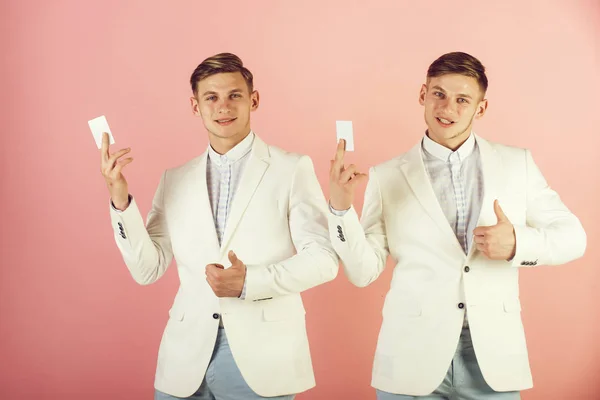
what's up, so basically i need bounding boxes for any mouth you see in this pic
[215,117,237,126]
[435,117,455,127]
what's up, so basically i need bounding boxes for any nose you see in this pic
[439,98,457,116]
[217,99,231,114]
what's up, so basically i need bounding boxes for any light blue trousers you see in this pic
[376,326,521,400]
[155,328,296,400]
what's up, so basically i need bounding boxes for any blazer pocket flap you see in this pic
[503,298,522,313]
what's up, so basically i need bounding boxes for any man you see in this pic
[328,52,586,399]
[100,53,338,399]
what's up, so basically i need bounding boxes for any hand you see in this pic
[329,139,367,210]
[206,251,246,298]
[473,200,516,261]
[100,132,133,210]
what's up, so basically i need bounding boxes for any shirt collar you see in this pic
[208,131,255,166]
[422,131,476,163]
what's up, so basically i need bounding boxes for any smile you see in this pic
[436,117,455,126]
[215,118,237,126]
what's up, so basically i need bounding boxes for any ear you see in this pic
[475,98,488,119]
[418,84,427,106]
[190,96,201,116]
[250,90,260,111]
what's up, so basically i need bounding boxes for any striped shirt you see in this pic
[207,131,254,305]
[421,133,484,255]
[207,132,254,245]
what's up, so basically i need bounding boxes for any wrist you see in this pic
[111,194,131,211]
[330,199,351,211]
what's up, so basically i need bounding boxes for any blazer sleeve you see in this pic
[511,149,587,267]
[243,156,339,300]
[327,166,389,287]
[109,170,174,284]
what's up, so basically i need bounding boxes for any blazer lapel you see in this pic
[219,136,270,254]
[466,135,506,259]
[193,152,221,254]
[400,142,465,254]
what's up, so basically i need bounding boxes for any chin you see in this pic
[211,126,238,138]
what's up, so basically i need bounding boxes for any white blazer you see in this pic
[109,136,339,397]
[328,135,586,395]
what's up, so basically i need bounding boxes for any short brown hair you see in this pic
[427,52,488,94]
[190,53,254,95]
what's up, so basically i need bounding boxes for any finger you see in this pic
[207,269,222,281]
[476,243,487,254]
[350,172,368,185]
[494,199,509,223]
[205,264,215,275]
[473,227,487,237]
[228,250,239,266]
[101,132,110,161]
[339,164,358,183]
[333,139,346,168]
[205,264,223,278]
[473,235,485,244]
[329,159,341,182]
[106,148,131,170]
[113,157,134,176]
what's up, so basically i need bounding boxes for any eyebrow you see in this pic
[201,88,244,97]
[431,85,473,99]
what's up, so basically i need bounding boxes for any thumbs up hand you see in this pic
[205,250,247,298]
[473,200,516,261]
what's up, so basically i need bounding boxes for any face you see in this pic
[419,73,488,149]
[191,72,259,148]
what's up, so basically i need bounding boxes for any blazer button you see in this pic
[464,266,470,273]
[458,303,465,309]
[212,313,220,319]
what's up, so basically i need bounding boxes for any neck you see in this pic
[209,129,251,155]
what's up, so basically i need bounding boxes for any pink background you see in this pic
[1,1,599,399]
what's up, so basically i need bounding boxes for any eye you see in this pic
[205,95,217,101]
[230,93,242,99]
[457,98,470,104]
[433,91,444,98]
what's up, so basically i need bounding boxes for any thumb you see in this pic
[494,199,509,223]
[228,250,240,267]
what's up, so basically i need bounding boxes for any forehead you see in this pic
[427,73,482,96]
[196,72,248,93]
